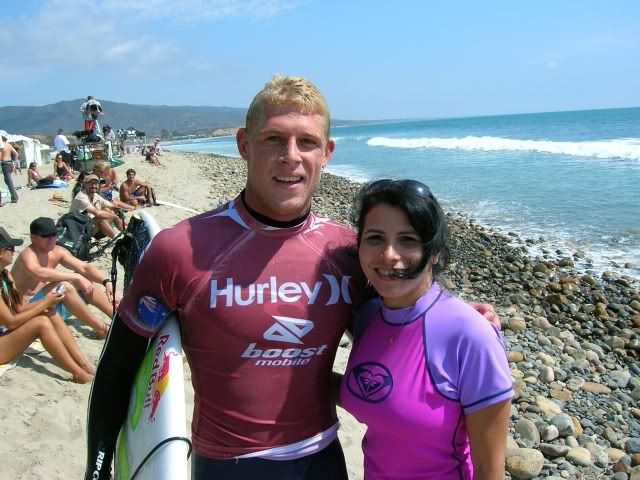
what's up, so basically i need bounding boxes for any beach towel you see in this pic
[35,179,68,189]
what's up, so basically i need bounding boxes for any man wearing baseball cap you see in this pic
[10,217,115,338]
[0,130,19,203]
[70,174,124,238]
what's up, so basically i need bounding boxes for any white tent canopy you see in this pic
[3,133,47,166]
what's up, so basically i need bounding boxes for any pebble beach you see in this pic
[1,150,639,479]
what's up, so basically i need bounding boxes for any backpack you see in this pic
[56,212,93,260]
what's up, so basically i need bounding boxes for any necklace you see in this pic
[381,307,416,345]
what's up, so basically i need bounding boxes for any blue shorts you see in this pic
[29,288,70,321]
[99,190,113,201]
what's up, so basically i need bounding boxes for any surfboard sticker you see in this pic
[114,212,189,480]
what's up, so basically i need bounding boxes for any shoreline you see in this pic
[0,150,638,479]
[166,146,640,281]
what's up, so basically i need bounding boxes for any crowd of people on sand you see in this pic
[3,79,514,479]
[0,94,164,387]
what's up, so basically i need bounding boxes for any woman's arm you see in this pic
[0,291,63,330]
[466,400,511,480]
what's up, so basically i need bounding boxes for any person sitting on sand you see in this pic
[145,149,162,166]
[339,179,512,479]
[27,162,55,188]
[119,168,156,207]
[10,218,114,339]
[70,175,125,239]
[52,153,74,181]
[0,227,94,383]
[91,162,134,211]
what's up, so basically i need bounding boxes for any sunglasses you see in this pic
[2,246,15,252]
[365,179,433,198]
[38,233,57,239]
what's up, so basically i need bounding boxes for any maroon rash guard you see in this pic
[118,196,363,459]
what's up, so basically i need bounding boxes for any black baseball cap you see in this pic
[30,217,57,237]
[0,227,23,248]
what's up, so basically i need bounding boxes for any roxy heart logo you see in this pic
[263,316,314,344]
[347,362,393,403]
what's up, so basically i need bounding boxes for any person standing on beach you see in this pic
[84,75,499,480]
[11,217,113,339]
[0,130,19,203]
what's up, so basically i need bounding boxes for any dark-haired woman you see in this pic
[53,153,74,180]
[340,179,512,479]
[0,230,93,383]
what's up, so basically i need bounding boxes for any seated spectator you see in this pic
[27,162,55,188]
[10,218,117,340]
[119,169,156,207]
[145,150,162,166]
[0,228,94,383]
[53,153,74,181]
[69,174,124,239]
[92,162,135,211]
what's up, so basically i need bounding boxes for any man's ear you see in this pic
[236,128,250,161]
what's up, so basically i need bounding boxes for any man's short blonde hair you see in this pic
[245,75,331,139]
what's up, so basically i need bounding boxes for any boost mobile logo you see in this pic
[242,316,327,367]
[264,316,313,344]
[210,275,351,308]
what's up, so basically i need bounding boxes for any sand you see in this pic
[0,150,365,479]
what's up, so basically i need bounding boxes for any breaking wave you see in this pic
[367,136,640,161]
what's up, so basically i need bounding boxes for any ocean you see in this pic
[165,107,640,277]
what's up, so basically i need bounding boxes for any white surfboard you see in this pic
[115,211,190,480]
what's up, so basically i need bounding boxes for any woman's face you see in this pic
[359,203,433,309]
[56,155,62,162]
[0,247,15,268]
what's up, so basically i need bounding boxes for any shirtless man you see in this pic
[11,217,113,338]
[119,168,155,207]
[0,130,19,203]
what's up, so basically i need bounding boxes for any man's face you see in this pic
[127,171,136,181]
[30,234,57,252]
[85,180,99,194]
[237,106,335,222]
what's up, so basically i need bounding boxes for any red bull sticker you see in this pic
[143,335,177,422]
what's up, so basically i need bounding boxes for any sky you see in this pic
[0,0,639,120]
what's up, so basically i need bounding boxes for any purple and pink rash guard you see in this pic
[117,196,365,460]
[340,282,513,479]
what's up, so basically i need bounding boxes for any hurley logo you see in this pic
[263,316,314,344]
[210,275,352,308]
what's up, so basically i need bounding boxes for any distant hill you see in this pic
[0,99,361,140]
[0,99,248,138]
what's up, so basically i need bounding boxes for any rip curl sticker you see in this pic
[137,295,170,330]
[347,362,393,403]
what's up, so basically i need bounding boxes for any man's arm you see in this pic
[17,248,87,286]
[58,248,109,284]
[85,315,149,480]
[119,182,131,202]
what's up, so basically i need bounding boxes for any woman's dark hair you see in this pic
[72,171,87,198]
[351,179,450,279]
[1,269,21,313]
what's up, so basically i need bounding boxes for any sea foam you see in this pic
[367,136,640,161]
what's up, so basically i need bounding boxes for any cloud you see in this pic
[2,0,299,78]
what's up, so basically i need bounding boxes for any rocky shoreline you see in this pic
[192,152,640,480]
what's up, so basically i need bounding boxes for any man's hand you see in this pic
[470,302,500,330]
[74,275,94,296]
